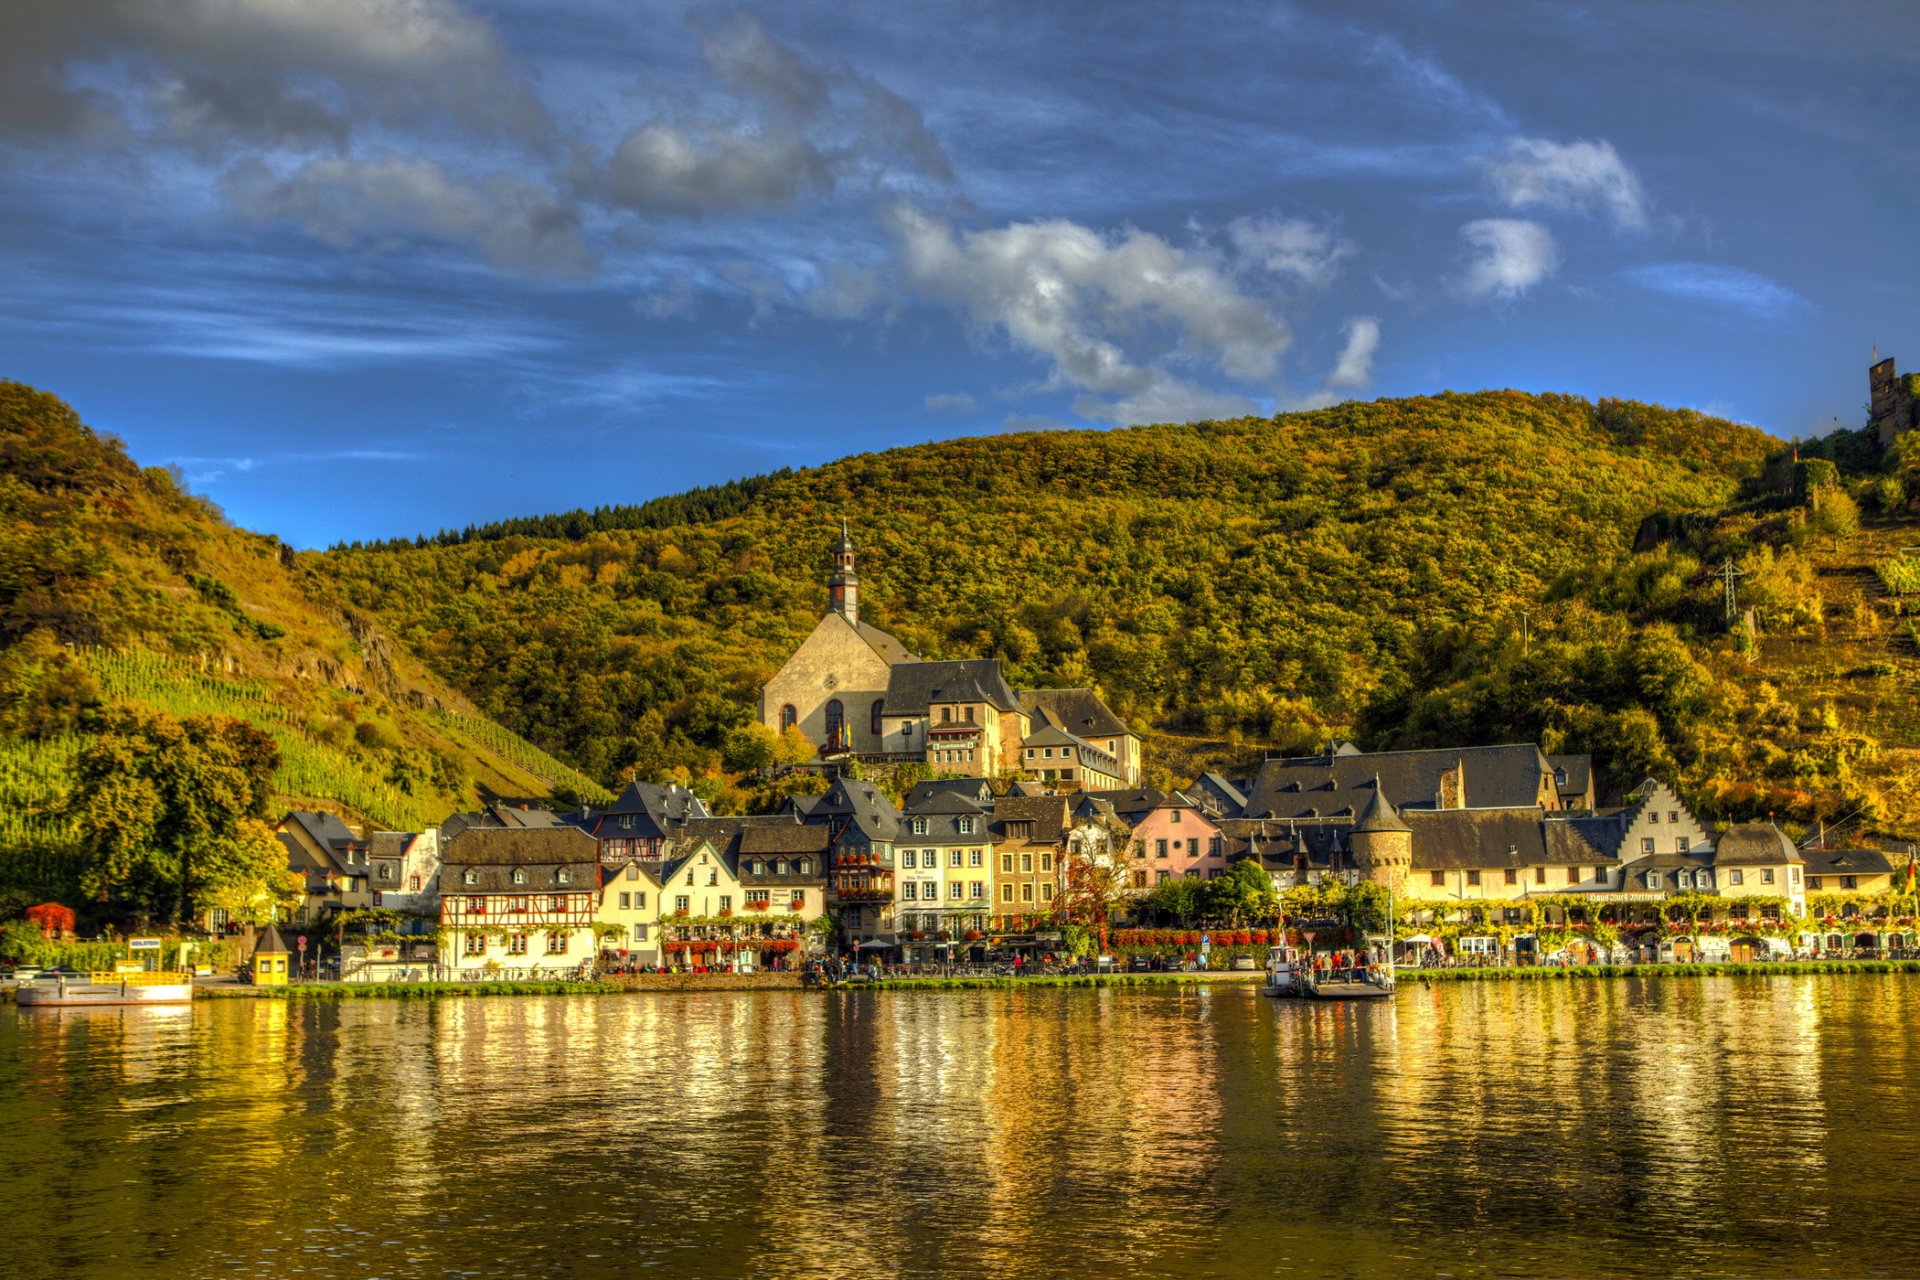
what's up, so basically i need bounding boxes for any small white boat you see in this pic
[1261,945,1307,998]
[16,971,194,1008]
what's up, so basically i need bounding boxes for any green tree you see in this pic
[70,706,281,924]
[1202,859,1279,925]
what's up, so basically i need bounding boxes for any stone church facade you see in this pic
[758,526,1141,785]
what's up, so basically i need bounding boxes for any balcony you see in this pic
[833,871,895,903]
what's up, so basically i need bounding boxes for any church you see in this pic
[758,526,1142,787]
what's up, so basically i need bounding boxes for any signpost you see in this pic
[297,935,308,980]
[128,937,161,951]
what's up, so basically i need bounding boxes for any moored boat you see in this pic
[16,971,194,1008]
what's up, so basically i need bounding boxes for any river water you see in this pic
[3,977,1917,1279]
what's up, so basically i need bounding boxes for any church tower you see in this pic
[827,519,859,626]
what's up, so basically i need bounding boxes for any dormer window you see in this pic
[463,869,478,886]
[959,817,974,835]
[512,869,526,885]
[912,818,928,835]
[557,870,571,885]
[797,859,812,875]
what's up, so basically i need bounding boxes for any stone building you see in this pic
[1870,354,1920,449]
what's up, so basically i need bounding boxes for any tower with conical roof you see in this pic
[827,519,859,626]
[1349,778,1412,891]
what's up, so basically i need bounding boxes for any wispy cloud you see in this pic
[1620,262,1809,319]
[924,392,978,414]
[1482,136,1651,230]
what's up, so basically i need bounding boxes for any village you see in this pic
[196,527,1917,987]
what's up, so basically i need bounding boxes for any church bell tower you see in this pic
[827,520,859,626]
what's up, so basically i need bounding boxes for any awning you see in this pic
[1401,934,1435,944]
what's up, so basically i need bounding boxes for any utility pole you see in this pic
[1718,559,1750,629]
[1518,609,1533,656]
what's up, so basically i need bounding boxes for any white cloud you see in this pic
[1227,216,1357,291]
[888,207,1288,426]
[1484,137,1650,231]
[1326,316,1380,390]
[605,122,830,215]
[1454,218,1559,301]
[230,156,594,277]
[924,392,979,414]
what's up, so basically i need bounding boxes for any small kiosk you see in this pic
[249,923,293,986]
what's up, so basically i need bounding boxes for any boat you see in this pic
[1268,887,1398,1001]
[1261,945,1307,998]
[16,970,194,1008]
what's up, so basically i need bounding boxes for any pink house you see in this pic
[1102,789,1225,890]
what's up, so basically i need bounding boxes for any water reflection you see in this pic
[3,977,1919,1280]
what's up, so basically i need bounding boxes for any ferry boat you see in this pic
[15,970,194,1008]
[1264,891,1397,1001]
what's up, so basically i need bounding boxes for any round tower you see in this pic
[1349,779,1412,891]
[827,519,859,626]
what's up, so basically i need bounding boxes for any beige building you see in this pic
[597,861,664,966]
[439,827,600,976]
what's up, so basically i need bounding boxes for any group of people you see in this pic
[1311,949,1378,982]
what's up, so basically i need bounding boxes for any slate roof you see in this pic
[1401,808,1550,870]
[1241,744,1551,820]
[884,659,1021,714]
[812,777,903,845]
[662,816,830,881]
[589,782,708,839]
[440,827,599,893]
[1543,811,1631,864]
[285,810,360,856]
[255,923,293,955]
[1800,848,1896,878]
[990,795,1069,845]
[1547,754,1594,799]
[1189,772,1249,817]
[1077,787,1178,821]
[1354,786,1410,834]
[1618,852,1714,892]
[903,777,995,808]
[1018,688,1131,741]
[854,620,920,667]
[1714,823,1805,865]
[903,790,988,818]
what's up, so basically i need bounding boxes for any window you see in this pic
[508,934,528,956]
[1641,838,1655,854]
[1043,747,1054,759]
[780,705,797,732]
[964,706,975,723]
[463,869,478,886]
[1566,867,1580,885]
[903,851,917,869]
[1001,853,1015,872]
[1430,870,1445,886]
[1171,810,1183,825]
[911,818,928,835]
[791,892,805,909]
[1649,811,1661,824]
[1020,853,1033,872]
[1647,871,1662,890]
[1466,870,1481,886]
[871,700,885,735]
[707,870,717,886]
[1156,839,1169,859]
[942,706,952,723]
[1676,837,1690,853]
[904,882,917,901]
[1790,867,1801,886]
[1698,871,1712,889]
[619,892,631,910]
[557,870,570,885]
[969,849,982,867]
[466,933,485,956]
[1021,884,1034,902]
[635,892,647,909]
[1676,871,1691,889]
[746,890,770,905]
[1592,867,1604,883]
[971,883,984,900]
[468,896,485,914]
[1535,866,1548,884]
[750,861,764,876]
[1040,854,1053,873]
[1503,869,1517,885]
[547,932,568,955]
[949,883,963,900]
[674,894,689,912]
[949,850,963,868]
[1040,883,1053,901]
[797,860,811,876]
[824,699,844,747]
[625,864,638,880]
[1841,874,1860,890]
[1157,871,1171,885]
[718,895,732,912]
[1762,869,1775,885]
[958,817,975,835]
[1669,812,1680,825]
[379,864,394,881]
[512,868,526,885]
[409,875,421,892]
[923,881,937,900]
[1209,837,1222,857]
[1000,883,1013,902]
[1730,869,1744,886]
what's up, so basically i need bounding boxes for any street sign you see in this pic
[296,935,308,952]
[129,937,161,951]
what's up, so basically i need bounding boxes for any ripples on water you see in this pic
[2,978,1918,1279]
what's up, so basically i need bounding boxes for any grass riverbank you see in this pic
[1400,959,1920,983]
[256,980,627,999]
[842,972,1268,991]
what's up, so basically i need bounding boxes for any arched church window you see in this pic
[780,705,797,732]
[824,699,845,749]
[870,700,884,735]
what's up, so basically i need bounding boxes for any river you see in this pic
[3,977,1917,1279]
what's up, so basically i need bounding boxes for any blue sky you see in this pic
[2,0,1916,547]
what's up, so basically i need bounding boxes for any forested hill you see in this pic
[0,382,609,901]
[316,390,1875,820]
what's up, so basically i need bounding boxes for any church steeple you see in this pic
[827,520,859,625]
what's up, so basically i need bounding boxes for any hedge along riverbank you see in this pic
[842,973,1270,992]
[262,980,629,999]
[1401,960,1920,984]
